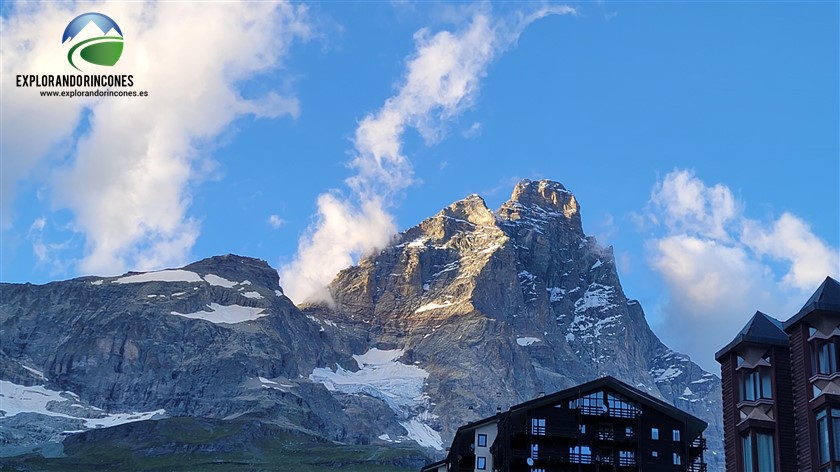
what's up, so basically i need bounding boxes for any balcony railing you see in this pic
[597,431,615,441]
[579,405,640,419]
[690,437,707,450]
[687,462,707,472]
[618,456,637,467]
[512,449,638,468]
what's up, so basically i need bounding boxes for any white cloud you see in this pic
[645,169,839,370]
[279,5,576,304]
[649,169,739,240]
[267,214,286,229]
[3,2,311,275]
[742,212,839,291]
[462,122,482,139]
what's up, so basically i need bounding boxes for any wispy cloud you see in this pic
[28,217,73,275]
[2,2,311,275]
[644,169,839,370]
[267,215,286,229]
[279,4,576,304]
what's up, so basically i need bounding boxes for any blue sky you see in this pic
[2,1,838,371]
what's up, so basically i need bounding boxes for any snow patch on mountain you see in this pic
[309,348,435,444]
[516,337,541,346]
[21,366,47,381]
[547,287,565,302]
[203,274,237,287]
[170,303,268,324]
[114,270,203,284]
[0,380,164,429]
[400,416,443,450]
[652,366,683,383]
[416,301,454,313]
[574,283,618,313]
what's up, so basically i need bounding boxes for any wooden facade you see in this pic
[783,277,840,472]
[424,376,707,472]
[717,276,840,472]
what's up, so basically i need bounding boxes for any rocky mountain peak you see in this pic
[1,180,723,471]
[509,179,577,215]
[440,194,495,226]
[499,179,582,233]
[183,254,281,292]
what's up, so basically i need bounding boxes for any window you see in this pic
[672,429,681,441]
[531,443,539,459]
[619,451,635,467]
[742,431,775,472]
[756,433,775,471]
[651,428,659,440]
[742,434,753,472]
[741,367,772,401]
[651,451,658,458]
[814,339,840,376]
[673,453,682,465]
[531,418,546,435]
[625,426,633,439]
[817,408,840,464]
[477,434,487,447]
[476,456,486,470]
[570,446,592,464]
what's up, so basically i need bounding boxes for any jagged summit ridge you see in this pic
[0,179,724,471]
[508,179,577,214]
[308,178,722,470]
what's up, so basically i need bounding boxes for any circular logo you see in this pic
[62,13,123,71]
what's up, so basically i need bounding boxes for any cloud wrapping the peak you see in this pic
[645,169,839,370]
[2,2,310,275]
[280,5,576,303]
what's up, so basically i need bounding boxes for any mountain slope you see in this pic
[0,180,723,470]
[305,179,723,468]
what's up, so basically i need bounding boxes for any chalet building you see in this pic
[423,376,708,472]
[716,276,840,472]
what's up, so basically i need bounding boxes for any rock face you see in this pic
[305,180,724,468]
[0,180,723,470]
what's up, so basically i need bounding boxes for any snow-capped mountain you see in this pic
[0,180,723,470]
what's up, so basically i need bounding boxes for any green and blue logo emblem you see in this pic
[62,13,123,71]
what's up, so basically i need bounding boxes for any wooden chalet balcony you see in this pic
[578,405,640,419]
[510,449,638,469]
[689,437,707,450]
[687,462,707,472]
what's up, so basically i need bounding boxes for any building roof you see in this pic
[784,276,840,331]
[455,411,505,435]
[507,376,707,436]
[715,311,787,362]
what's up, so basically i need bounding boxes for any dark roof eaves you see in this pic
[455,412,504,434]
[784,302,840,332]
[715,334,790,362]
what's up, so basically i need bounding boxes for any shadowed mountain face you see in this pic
[0,180,723,470]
